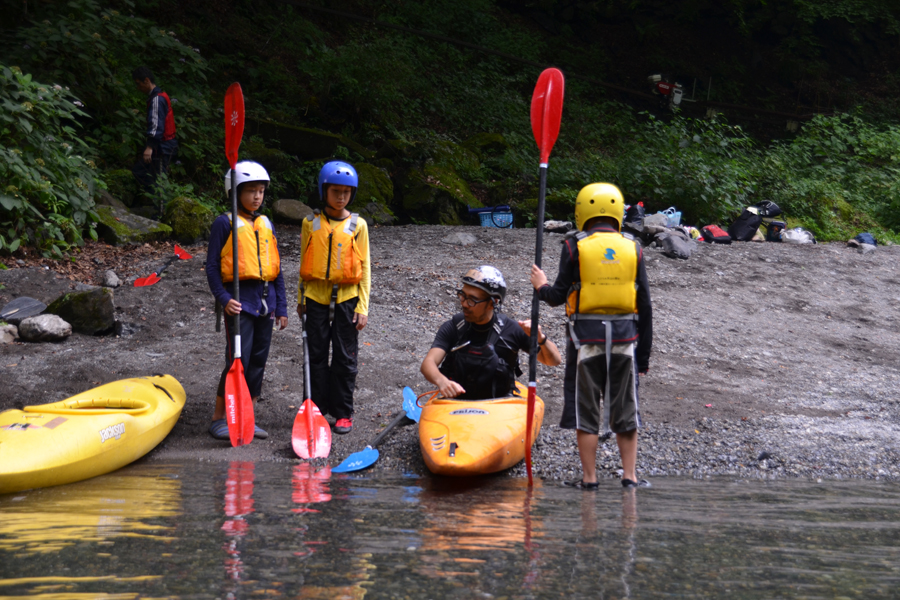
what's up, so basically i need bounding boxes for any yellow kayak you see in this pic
[0,375,185,494]
[419,381,544,476]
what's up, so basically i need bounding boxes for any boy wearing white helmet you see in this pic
[531,183,653,490]
[296,161,371,434]
[206,161,288,441]
[421,266,561,401]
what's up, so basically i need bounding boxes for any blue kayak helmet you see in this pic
[318,161,358,205]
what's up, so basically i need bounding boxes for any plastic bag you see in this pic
[781,227,816,244]
[656,207,682,228]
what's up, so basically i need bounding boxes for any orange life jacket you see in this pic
[299,213,363,284]
[566,230,639,317]
[220,213,280,283]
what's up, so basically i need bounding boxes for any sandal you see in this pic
[564,479,599,490]
[621,478,651,489]
[208,419,230,440]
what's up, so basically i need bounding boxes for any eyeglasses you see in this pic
[456,290,491,307]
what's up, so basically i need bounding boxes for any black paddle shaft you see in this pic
[528,166,549,382]
[231,168,241,354]
[370,410,410,449]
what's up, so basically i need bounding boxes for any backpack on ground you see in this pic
[764,220,786,242]
[728,208,763,242]
[700,224,731,244]
[624,202,645,229]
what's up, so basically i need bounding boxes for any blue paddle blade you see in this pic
[403,387,422,423]
[332,446,379,473]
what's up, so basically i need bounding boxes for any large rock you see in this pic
[400,164,480,225]
[0,324,18,344]
[240,138,297,175]
[46,287,116,335]
[18,314,72,342]
[163,196,215,244]
[0,296,47,325]
[463,132,510,158]
[272,199,314,224]
[431,140,481,179]
[245,117,373,160]
[354,163,395,225]
[95,189,128,210]
[95,206,172,245]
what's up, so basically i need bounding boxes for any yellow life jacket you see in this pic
[566,230,639,317]
[299,212,363,284]
[220,212,281,283]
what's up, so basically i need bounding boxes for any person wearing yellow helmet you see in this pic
[531,182,653,490]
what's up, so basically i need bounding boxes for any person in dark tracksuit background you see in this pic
[131,66,178,209]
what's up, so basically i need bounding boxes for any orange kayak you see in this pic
[418,381,544,476]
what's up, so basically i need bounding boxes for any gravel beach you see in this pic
[2,224,898,483]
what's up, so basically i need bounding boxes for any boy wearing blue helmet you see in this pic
[296,161,371,434]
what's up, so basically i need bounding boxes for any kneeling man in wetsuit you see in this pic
[421,266,562,400]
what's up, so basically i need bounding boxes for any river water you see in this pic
[1,462,898,599]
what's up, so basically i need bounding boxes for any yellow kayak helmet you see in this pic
[574,183,625,231]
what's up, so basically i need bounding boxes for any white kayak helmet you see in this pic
[224,161,270,195]
[461,265,507,305]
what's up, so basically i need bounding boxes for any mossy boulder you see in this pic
[400,164,480,225]
[354,163,395,225]
[245,117,373,160]
[95,206,172,245]
[431,140,481,179]
[163,196,215,244]
[463,132,510,158]
[376,139,415,161]
[46,287,115,335]
[240,138,296,175]
[102,169,139,207]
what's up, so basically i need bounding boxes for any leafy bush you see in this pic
[0,65,100,256]
[9,0,218,177]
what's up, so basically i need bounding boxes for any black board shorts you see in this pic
[573,341,641,435]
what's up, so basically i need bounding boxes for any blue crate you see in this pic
[479,211,514,228]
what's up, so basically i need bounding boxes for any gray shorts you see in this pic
[575,341,641,435]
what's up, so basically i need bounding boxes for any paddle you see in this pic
[223,82,254,448]
[331,386,422,473]
[292,312,332,459]
[526,68,565,484]
[133,245,193,287]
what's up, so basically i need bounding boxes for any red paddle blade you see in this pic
[133,273,160,287]
[525,383,536,484]
[530,68,565,165]
[292,399,332,459]
[224,358,255,447]
[173,244,192,260]
[224,82,245,170]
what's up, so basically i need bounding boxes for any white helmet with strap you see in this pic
[224,161,270,195]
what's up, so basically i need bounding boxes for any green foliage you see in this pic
[9,0,218,175]
[0,64,100,257]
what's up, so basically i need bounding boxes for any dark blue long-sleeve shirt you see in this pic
[145,86,178,154]
[206,213,288,318]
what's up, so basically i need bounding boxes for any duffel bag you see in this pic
[728,208,763,242]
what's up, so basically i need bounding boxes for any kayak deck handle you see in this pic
[25,398,152,415]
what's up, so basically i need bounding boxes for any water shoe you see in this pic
[254,425,268,440]
[621,478,651,488]
[564,479,599,490]
[334,418,353,434]
[208,419,230,440]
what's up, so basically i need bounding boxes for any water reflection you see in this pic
[0,466,180,555]
[2,463,900,599]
